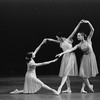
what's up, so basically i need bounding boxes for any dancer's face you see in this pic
[77,33,83,41]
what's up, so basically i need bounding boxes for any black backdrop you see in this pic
[0,0,100,76]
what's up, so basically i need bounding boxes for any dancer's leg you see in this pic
[42,83,58,94]
[34,77,58,94]
[57,76,68,94]
[62,76,71,93]
[67,76,71,89]
[61,57,73,93]
[82,77,94,92]
[81,82,87,93]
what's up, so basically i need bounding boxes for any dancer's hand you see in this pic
[79,20,84,24]
[27,52,35,55]
[27,52,33,54]
[28,52,36,57]
[55,53,63,58]
[43,38,48,43]
[32,52,36,58]
[81,19,89,23]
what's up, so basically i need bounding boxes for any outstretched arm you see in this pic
[34,58,58,67]
[33,39,47,55]
[28,39,47,56]
[56,43,80,57]
[68,21,82,39]
[46,38,60,43]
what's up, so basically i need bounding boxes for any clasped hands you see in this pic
[79,19,90,24]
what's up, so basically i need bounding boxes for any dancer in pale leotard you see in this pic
[46,21,82,94]
[10,39,58,94]
[77,20,99,93]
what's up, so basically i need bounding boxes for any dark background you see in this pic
[0,0,100,77]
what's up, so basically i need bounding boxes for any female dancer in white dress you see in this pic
[10,39,58,94]
[46,21,82,94]
[77,20,99,93]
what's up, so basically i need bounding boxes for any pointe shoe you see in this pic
[57,87,61,94]
[62,89,72,93]
[54,91,59,95]
[52,89,59,95]
[89,85,94,92]
[10,89,19,94]
[81,89,87,94]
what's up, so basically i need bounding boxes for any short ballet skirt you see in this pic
[79,52,99,78]
[59,52,78,77]
[23,72,42,93]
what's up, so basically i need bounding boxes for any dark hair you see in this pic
[25,53,32,62]
[57,32,65,38]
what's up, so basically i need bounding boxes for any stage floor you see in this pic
[0,76,100,100]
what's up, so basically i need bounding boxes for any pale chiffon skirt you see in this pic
[59,52,78,77]
[79,52,99,78]
[23,72,42,93]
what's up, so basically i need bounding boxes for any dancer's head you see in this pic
[56,32,65,42]
[77,32,87,41]
[26,52,35,62]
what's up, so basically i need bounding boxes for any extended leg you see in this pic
[62,76,71,93]
[57,76,68,94]
[82,77,94,92]
[42,83,58,94]
[34,77,58,95]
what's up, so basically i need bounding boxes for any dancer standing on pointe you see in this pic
[46,21,82,94]
[77,20,99,93]
[10,39,58,94]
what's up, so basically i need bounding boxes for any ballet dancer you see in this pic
[77,20,99,93]
[10,39,58,94]
[45,21,82,94]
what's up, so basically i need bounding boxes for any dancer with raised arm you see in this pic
[46,21,82,94]
[28,38,47,57]
[77,20,99,93]
[10,39,58,94]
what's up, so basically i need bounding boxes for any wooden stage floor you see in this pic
[0,75,100,100]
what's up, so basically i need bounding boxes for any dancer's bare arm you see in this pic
[28,39,47,56]
[81,20,94,40]
[34,58,58,67]
[68,21,82,39]
[33,39,47,55]
[46,38,60,43]
[86,21,94,40]
[56,43,80,57]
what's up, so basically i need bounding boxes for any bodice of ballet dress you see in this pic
[80,41,92,55]
[27,63,37,77]
[60,39,72,52]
